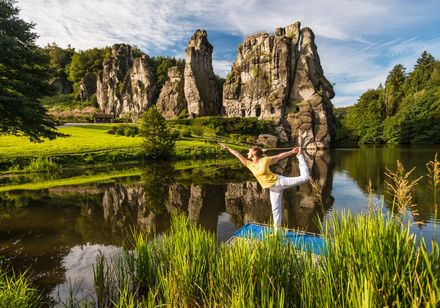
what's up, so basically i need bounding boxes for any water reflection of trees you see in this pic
[332,147,440,223]
[0,155,335,299]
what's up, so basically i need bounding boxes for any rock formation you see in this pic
[157,30,221,119]
[50,72,72,94]
[184,30,221,117]
[77,72,96,101]
[223,22,335,149]
[96,44,156,119]
[156,66,186,119]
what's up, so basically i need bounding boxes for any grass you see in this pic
[53,154,439,307]
[79,210,439,307]
[0,125,247,173]
[0,269,42,307]
[0,125,142,159]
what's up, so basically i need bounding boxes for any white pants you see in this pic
[269,154,310,230]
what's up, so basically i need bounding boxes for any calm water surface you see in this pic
[0,146,439,304]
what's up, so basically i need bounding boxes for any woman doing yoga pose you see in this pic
[220,144,310,230]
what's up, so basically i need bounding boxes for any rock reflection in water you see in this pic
[96,154,334,235]
[0,156,334,302]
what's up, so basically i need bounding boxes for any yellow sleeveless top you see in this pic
[246,156,278,188]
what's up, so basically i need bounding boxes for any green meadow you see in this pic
[0,124,244,174]
[0,125,141,158]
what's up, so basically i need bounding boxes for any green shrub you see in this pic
[169,129,180,139]
[22,157,60,173]
[190,126,205,136]
[179,128,191,138]
[113,124,139,137]
[140,106,175,159]
[168,116,275,137]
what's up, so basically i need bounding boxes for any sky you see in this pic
[18,0,440,107]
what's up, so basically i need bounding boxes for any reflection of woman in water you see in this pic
[220,143,310,230]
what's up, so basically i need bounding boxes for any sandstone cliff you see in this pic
[96,44,156,119]
[156,66,186,119]
[184,30,220,117]
[157,30,220,119]
[223,22,335,149]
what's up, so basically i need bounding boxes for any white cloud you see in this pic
[17,0,440,106]
[212,59,233,77]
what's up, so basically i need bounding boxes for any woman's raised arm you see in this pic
[270,147,300,164]
[220,143,248,166]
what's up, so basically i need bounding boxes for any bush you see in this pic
[179,128,191,138]
[140,107,175,159]
[22,157,60,173]
[190,125,205,136]
[168,116,275,137]
[169,129,180,139]
[113,124,139,137]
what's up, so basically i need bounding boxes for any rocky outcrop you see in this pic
[77,72,97,101]
[223,22,335,149]
[50,72,72,94]
[157,30,220,119]
[184,30,221,117]
[156,66,186,119]
[96,44,156,119]
[257,134,278,148]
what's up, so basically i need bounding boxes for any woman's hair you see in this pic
[251,146,265,158]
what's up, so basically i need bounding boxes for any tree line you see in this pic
[334,51,440,145]
[0,0,186,140]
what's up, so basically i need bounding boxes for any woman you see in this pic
[220,143,310,231]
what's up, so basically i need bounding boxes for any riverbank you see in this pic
[0,158,239,192]
[0,124,247,174]
[3,210,438,307]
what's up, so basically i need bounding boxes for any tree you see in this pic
[140,106,175,159]
[383,64,406,116]
[0,0,60,141]
[336,51,440,146]
[43,42,75,74]
[67,47,111,92]
[406,51,436,93]
[152,56,184,93]
[344,89,385,144]
[415,51,435,68]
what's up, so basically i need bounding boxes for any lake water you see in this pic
[1,146,439,304]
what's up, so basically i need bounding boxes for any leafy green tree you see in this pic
[383,64,406,116]
[42,43,75,94]
[333,106,356,145]
[140,106,175,159]
[344,89,385,144]
[336,51,440,146]
[152,56,184,93]
[68,47,111,92]
[43,42,75,74]
[416,51,435,68]
[398,88,440,144]
[215,74,226,102]
[0,0,60,141]
[406,51,436,93]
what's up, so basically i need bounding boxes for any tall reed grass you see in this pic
[76,155,440,307]
[0,269,42,307]
[86,209,439,307]
[18,154,440,307]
